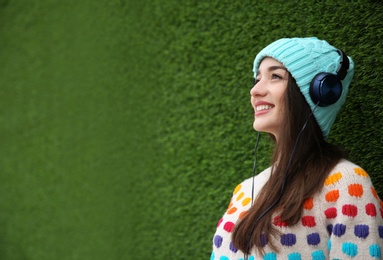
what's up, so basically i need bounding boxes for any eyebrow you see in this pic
[256,66,287,75]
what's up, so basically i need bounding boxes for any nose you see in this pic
[250,79,267,97]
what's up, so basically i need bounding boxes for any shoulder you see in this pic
[220,167,272,212]
[230,167,272,200]
[319,159,382,217]
[324,159,375,190]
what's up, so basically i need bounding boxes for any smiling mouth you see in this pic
[256,105,274,112]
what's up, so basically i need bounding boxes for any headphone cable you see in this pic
[244,103,319,259]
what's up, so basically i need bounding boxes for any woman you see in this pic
[211,37,383,260]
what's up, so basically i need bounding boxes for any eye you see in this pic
[271,73,283,80]
[253,78,260,85]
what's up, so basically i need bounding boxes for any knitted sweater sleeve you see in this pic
[322,161,383,259]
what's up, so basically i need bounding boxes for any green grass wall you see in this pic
[0,1,382,260]
[0,1,157,259]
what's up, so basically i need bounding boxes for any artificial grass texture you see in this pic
[0,1,382,260]
[0,1,156,259]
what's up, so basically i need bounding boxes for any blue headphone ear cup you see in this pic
[310,72,343,107]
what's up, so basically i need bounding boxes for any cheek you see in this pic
[275,89,287,106]
[274,88,287,118]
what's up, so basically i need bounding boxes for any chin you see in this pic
[253,122,263,132]
[252,122,276,137]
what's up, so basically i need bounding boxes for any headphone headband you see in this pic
[336,49,350,80]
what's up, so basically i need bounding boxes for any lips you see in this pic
[254,101,274,114]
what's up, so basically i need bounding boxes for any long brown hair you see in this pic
[232,73,346,255]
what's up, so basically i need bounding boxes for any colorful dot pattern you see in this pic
[211,160,383,259]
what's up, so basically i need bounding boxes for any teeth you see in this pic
[256,105,273,112]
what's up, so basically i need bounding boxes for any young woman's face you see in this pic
[250,57,288,140]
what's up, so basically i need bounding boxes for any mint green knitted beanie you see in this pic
[253,37,354,138]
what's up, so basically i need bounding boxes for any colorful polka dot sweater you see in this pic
[211,160,383,259]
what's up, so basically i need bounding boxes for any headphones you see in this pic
[309,49,350,107]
